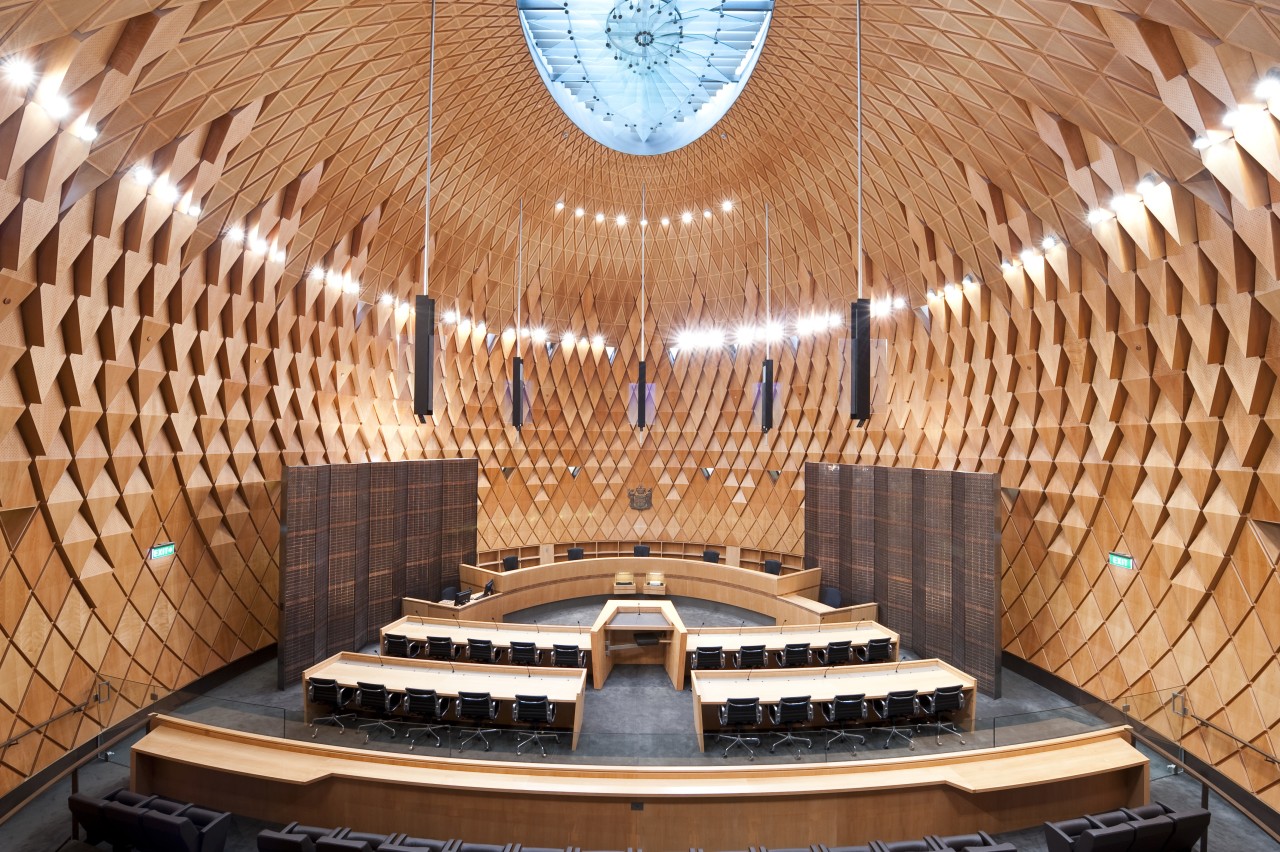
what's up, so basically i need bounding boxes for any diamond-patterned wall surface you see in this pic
[0,0,1279,811]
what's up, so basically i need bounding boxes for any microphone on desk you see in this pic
[534,620,540,634]
[375,648,384,667]
[739,619,745,635]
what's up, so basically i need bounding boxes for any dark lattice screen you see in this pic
[278,459,479,687]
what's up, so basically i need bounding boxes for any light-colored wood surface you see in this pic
[303,652,587,749]
[590,599,687,689]
[690,659,977,752]
[131,716,1149,848]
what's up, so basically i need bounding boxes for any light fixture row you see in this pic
[553,198,734,228]
[225,225,287,264]
[674,312,846,352]
[1193,71,1280,151]
[1001,233,1066,271]
[926,275,980,300]
[310,265,362,295]
[439,310,607,348]
[3,56,97,140]
[129,166,202,217]
[1085,174,1167,225]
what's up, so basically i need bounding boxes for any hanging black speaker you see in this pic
[761,358,775,433]
[413,296,435,422]
[512,355,524,430]
[636,359,647,429]
[850,298,871,423]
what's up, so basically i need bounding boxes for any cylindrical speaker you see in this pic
[636,359,647,428]
[761,358,775,433]
[512,355,524,430]
[413,296,435,421]
[850,298,870,422]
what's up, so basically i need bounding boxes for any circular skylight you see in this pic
[518,0,775,155]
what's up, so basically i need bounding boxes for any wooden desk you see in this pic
[381,616,591,658]
[132,716,1148,850]
[589,599,687,688]
[690,659,976,751]
[303,652,588,749]
[676,621,900,689]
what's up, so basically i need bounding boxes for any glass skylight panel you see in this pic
[518,0,774,155]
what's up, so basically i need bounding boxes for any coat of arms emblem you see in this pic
[628,486,653,511]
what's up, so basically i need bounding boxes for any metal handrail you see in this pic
[0,680,111,751]
[1173,689,1280,767]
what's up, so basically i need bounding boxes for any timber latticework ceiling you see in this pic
[1,0,1280,809]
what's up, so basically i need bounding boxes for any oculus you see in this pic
[518,0,775,155]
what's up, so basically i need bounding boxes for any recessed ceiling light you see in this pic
[681,211,693,224]
[562,331,576,345]
[574,207,585,217]
[595,212,604,223]
[531,327,547,343]
[892,296,906,309]
[131,165,155,186]
[592,334,604,346]
[1087,208,1113,225]
[75,124,98,142]
[226,225,245,243]
[660,216,670,226]
[555,200,565,211]
[615,213,627,226]
[703,209,711,218]
[42,95,70,119]
[380,293,395,306]
[1040,235,1059,251]
[721,199,733,212]
[443,310,458,323]
[3,58,35,87]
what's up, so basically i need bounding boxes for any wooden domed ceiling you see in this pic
[4,0,1280,809]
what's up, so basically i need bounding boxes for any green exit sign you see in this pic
[1108,551,1135,570]
[149,542,176,560]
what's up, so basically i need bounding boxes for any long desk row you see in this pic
[131,716,1149,850]
[303,652,588,749]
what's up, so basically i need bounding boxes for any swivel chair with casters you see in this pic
[776,643,812,668]
[307,677,355,736]
[856,636,894,663]
[715,697,762,759]
[917,684,966,745]
[820,693,868,753]
[734,645,767,670]
[633,544,651,557]
[513,694,559,757]
[691,646,725,671]
[763,559,782,576]
[870,689,919,750]
[426,636,461,662]
[467,637,503,664]
[702,549,720,564]
[509,640,541,667]
[814,640,852,666]
[768,695,814,758]
[567,547,585,560]
[402,686,448,749]
[457,691,500,751]
[502,555,520,572]
[383,633,420,659]
[552,643,586,667]
[354,682,400,742]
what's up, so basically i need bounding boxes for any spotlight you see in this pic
[1087,208,1114,225]
[3,57,35,88]
[962,274,977,287]
[1110,194,1141,213]
[343,281,360,295]
[226,226,245,243]
[503,327,516,339]
[1040,235,1059,251]
[474,321,486,333]
[380,293,395,306]
[796,315,825,335]
[555,200,565,211]
[1191,135,1213,150]
[130,165,155,186]
[248,236,268,254]
[311,266,327,281]
[615,213,627,226]
[870,300,890,318]
[575,207,585,217]
[702,209,711,218]
[153,179,180,205]
[827,312,843,328]
[185,204,201,217]
[736,325,757,344]
[1256,71,1280,101]
[42,95,70,120]
[1000,259,1018,272]
[562,331,576,346]
[1223,104,1266,129]
[1019,249,1038,265]
[595,212,605,223]
[1136,175,1164,195]
[681,211,693,224]
[74,124,98,142]
[721,199,733,212]
[592,334,604,346]
[660,216,670,227]
[762,323,784,342]
[531,327,548,343]
[270,248,286,263]
[892,296,906,309]
[640,218,648,228]
[442,309,458,323]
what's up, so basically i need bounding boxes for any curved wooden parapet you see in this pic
[132,716,1149,850]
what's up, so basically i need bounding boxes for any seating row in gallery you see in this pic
[253,824,1017,852]
[1044,802,1211,852]
[68,787,231,852]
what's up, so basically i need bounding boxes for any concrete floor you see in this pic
[2,595,1277,851]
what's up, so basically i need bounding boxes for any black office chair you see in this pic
[634,544,651,557]
[871,689,919,749]
[917,685,966,745]
[715,697,762,759]
[510,640,541,667]
[441,585,458,602]
[814,639,852,666]
[819,586,842,608]
[307,677,356,736]
[467,637,504,664]
[355,681,400,742]
[513,694,559,757]
[567,547,585,560]
[776,642,811,668]
[768,695,813,758]
[821,693,868,753]
[856,636,893,663]
[502,555,520,572]
[457,691,500,751]
[734,644,767,670]
[402,686,448,749]
[426,635,461,661]
[763,559,782,576]
[691,646,725,670]
[702,549,720,563]
[383,633,420,659]
[552,643,586,667]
